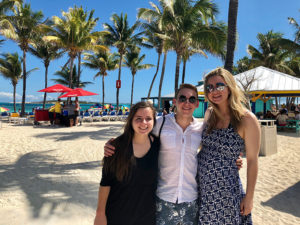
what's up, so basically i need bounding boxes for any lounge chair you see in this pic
[0,112,9,121]
[109,111,117,121]
[101,111,109,121]
[92,111,102,122]
[82,111,93,122]
[9,113,28,124]
[121,111,129,121]
[116,111,123,121]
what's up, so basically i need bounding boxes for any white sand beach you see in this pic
[0,121,299,225]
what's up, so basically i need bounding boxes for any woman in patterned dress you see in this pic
[197,68,260,224]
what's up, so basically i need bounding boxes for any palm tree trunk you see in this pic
[77,52,81,88]
[69,56,74,88]
[116,54,123,111]
[224,0,239,73]
[147,52,161,99]
[13,84,16,112]
[21,49,27,117]
[174,53,181,94]
[102,75,105,107]
[131,74,135,107]
[43,63,49,109]
[158,52,167,110]
[182,60,187,84]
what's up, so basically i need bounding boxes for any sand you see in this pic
[0,121,299,225]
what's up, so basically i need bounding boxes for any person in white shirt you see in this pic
[104,84,242,224]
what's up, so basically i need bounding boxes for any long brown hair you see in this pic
[103,101,156,182]
[204,68,248,133]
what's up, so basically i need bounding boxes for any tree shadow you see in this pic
[33,126,123,141]
[261,181,300,217]
[276,131,299,138]
[0,150,102,219]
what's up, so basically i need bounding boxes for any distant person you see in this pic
[54,98,62,119]
[74,98,80,125]
[48,105,55,125]
[276,109,288,126]
[264,110,275,119]
[94,102,159,225]
[163,100,171,114]
[295,111,300,120]
[290,103,296,111]
[162,108,168,116]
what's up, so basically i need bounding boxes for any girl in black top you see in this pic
[94,101,160,225]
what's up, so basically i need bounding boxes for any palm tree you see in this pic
[224,0,239,73]
[52,65,93,88]
[181,47,207,84]
[103,13,144,110]
[0,3,43,116]
[29,38,64,108]
[43,6,107,89]
[123,47,154,106]
[138,3,165,100]
[247,31,298,75]
[232,56,252,75]
[83,51,119,106]
[159,0,227,94]
[0,52,22,112]
[288,11,300,44]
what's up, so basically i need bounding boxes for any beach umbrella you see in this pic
[58,88,98,98]
[0,107,9,112]
[38,84,72,93]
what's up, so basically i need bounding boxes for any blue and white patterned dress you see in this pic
[197,124,252,225]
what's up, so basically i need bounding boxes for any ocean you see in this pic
[0,102,130,113]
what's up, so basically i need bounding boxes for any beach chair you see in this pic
[92,111,102,122]
[26,112,35,124]
[116,110,123,121]
[0,112,9,121]
[82,111,93,122]
[9,113,28,124]
[101,111,109,121]
[121,111,129,121]
[109,111,117,121]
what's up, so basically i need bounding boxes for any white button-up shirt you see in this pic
[152,114,203,203]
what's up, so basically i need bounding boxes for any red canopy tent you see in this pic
[38,84,72,93]
[59,88,98,98]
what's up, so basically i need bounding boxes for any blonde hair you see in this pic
[204,68,248,133]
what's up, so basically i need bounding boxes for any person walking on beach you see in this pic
[197,68,260,224]
[94,101,160,225]
[104,84,243,225]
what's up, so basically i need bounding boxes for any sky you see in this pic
[0,0,299,104]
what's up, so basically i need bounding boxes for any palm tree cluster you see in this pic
[0,1,299,114]
[233,30,300,77]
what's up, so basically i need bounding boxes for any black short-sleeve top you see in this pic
[100,134,160,225]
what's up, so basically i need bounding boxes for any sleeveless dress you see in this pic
[197,124,252,225]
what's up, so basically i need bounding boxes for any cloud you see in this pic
[0,92,53,102]
[0,91,22,100]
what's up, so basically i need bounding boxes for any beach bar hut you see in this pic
[197,66,300,114]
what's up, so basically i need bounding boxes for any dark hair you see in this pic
[175,83,198,99]
[103,101,156,182]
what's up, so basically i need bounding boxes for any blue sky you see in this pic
[0,0,299,104]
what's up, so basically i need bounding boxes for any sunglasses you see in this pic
[178,95,197,104]
[206,82,227,93]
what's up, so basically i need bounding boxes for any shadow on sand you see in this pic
[261,181,300,218]
[0,150,101,219]
[33,123,124,141]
